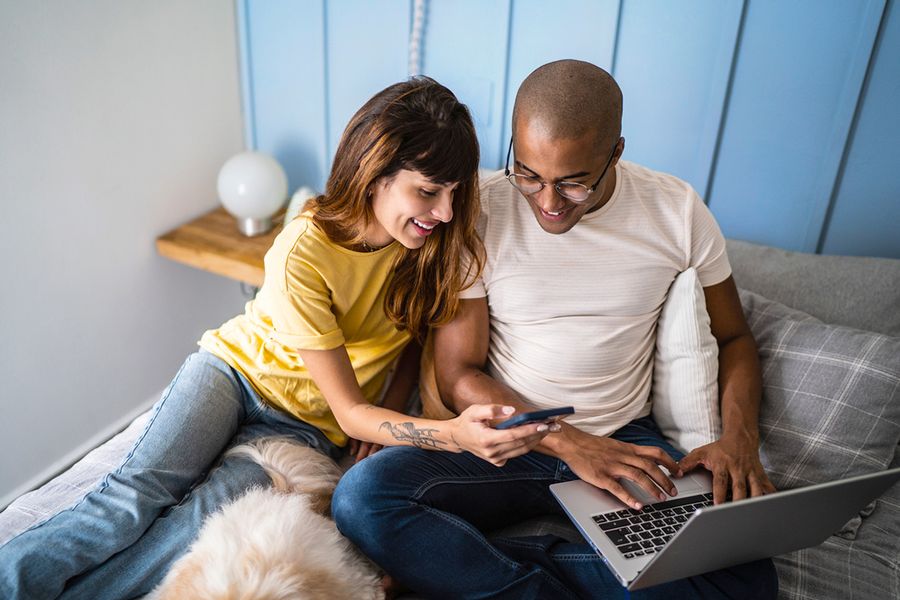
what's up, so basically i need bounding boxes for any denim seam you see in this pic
[0,354,197,546]
[491,567,580,600]
[552,555,600,562]
[418,505,578,599]
[239,368,265,422]
[412,473,558,501]
[420,504,519,570]
[158,458,274,517]
[496,538,554,550]
[496,538,601,563]
[115,353,204,474]
[175,434,337,508]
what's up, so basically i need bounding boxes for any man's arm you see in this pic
[434,297,526,410]
[678,275,777,503]
[435,297,681,510]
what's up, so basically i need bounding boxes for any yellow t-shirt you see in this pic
[199,213,411,446]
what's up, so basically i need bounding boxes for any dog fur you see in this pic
[147,438,384,600]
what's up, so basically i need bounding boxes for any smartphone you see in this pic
[494,406,574,430]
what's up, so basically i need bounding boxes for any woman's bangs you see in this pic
[406,124,479,186]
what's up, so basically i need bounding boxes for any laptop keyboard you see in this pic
[592,492,713,559]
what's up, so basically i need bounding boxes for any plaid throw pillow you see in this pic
[739,289,900,490]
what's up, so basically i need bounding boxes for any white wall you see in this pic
[0,2,247,503]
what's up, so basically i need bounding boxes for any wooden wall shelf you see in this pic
[156,207,283,287]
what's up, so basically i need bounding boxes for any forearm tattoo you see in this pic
[379,421,446,449]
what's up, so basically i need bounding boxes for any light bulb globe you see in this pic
[217,151,288,236]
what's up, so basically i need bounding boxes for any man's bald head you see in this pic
[512,60,622,150]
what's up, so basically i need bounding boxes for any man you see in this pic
[333,60,778,599]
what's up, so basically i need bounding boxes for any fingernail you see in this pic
[502,406,515,414]
[536,424,548,432]
[549,424,561,432]
[670,487,677,496]
[634,502,643,510]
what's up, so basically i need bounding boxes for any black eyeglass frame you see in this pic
[503,137,621,202]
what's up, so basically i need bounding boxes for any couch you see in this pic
[1,239,898,598]
[482,239,900,599]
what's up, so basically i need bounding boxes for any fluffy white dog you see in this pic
[148,438,384,600]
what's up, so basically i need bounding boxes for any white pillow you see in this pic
[650,268,721,454]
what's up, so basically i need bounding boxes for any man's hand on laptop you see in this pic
[678,434,776,504]
[554,424,682,511]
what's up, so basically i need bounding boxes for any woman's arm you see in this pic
[348,341,421,461]
[298,344,550,465]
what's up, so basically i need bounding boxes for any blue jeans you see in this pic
[333,416,778,599]
[0,351,339,600]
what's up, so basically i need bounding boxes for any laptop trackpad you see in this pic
[621,470,712,505]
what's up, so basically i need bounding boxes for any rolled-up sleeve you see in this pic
[261,223,345,350]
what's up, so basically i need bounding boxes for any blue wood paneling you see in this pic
[325,0,409,168]
[241,0,328,192]
[235,0,255,150]
[821,1,900,258]
[419,0,512,168]
[615,0,743,197]
[501,0,620,169]
[707,0,884,253]
[236,0,900,258]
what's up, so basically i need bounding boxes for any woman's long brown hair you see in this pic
[306,77,484,341]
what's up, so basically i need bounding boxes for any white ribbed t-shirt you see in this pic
[461,162,732,437]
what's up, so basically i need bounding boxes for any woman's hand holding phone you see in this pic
[494,406,575,430]
[450,404,556,466]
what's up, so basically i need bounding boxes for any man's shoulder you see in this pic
[478,169,512,204]
[477,169,519,220]
[479,168,507,189]
[619,160,695,198]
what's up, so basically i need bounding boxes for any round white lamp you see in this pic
[217,151,288,236]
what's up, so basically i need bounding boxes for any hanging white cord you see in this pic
[408,0,427,76]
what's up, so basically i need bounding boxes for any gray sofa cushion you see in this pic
[740,288,900,598]
[741,289,900,487]
[773,442,900,599]
[727,239,900,338]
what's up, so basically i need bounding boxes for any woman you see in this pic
[0,77,550,599]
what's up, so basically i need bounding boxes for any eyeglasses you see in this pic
[504,137,619,202]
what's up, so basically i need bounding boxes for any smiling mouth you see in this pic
[412,218,436,230]
[411,217,438,236]
[538,207,570,220]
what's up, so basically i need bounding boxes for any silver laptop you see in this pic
[550,466,900,590]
